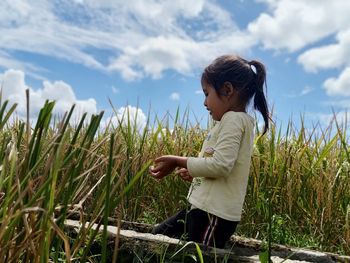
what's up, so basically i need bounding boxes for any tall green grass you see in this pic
[242,116,350,254]
[0,99,151,262]
[0,97,349,261]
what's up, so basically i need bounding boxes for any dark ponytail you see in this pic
[202,55,270,135]
[249,60,269,135]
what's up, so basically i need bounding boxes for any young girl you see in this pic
[149,55,269,248]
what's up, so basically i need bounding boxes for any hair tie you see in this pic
[250,64,257,75]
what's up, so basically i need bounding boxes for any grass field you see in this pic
[0,98,349,262]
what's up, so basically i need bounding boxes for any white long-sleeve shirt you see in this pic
[187,111,255,221]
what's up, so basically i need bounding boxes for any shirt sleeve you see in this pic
[187,114,244,178]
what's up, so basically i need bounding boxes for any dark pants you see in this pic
[152,208,238,248]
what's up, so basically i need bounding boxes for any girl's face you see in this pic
[202,82,229,121]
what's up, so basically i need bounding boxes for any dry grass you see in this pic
[0,99,349,261]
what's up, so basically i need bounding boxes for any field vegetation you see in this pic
[0,97,349,262]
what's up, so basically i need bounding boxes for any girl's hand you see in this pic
[149,155,188,180]
[175,168,193,182]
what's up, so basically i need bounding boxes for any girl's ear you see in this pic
[222,82,235,97]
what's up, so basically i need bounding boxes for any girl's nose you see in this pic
[204,99,207,107]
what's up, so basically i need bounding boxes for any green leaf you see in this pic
[259,250,269,263]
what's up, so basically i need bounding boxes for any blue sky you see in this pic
[1,0,350,131]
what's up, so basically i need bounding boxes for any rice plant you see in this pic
[241,116,350,255]
[0,99,151,262]
[0,95,349,262]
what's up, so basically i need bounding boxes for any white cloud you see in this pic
[0,50,46,80]
[108,36,194,80]
[306,111,349,128]
[296,28,350,98]
[0,0,253,81]
[298,29,350,73]
[323,67,350,96]
[300,85,313,96]
[286,85,313,98]
[108,33,255,80]
[170,92,180,101]
[0,69,97,120]
[248,1,350,98]
[195,89,202,94]
[107,105,147,132]
[2,0,350,104]
[249,0,350,52]
[111,86,119,94]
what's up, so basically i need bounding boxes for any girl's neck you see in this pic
[229,104,246,113]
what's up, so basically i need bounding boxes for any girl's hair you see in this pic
[201,55,269,134]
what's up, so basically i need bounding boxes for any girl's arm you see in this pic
[149,155,188,180]
[187,113,247,179]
